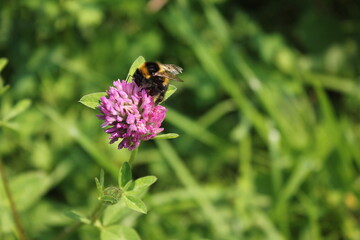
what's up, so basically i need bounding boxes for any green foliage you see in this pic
[94,163,156,215]
[0,171,52,211]
[65,210,91,224]
[119,162,132,189]
[95,169,105,199]
[161,84,177,104]
[3,99,31,122]
[1,0,360,239]
[101,225,141,240]
[126,56,146,82]
[130,176,157,196]
[0,58,8,72]
[122,195,147,214]
[79,92,107,109]
[153,133,179,140]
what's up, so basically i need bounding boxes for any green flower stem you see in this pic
[53,202,107,240]
[129,146,139,164]
[0,159,28,240]
[90,202,107,224]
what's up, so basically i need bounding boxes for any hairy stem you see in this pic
[53,202,107,240]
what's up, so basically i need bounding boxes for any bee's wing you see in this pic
[154,71,184,82]
[161,64,183,75]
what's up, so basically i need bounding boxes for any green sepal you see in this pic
[123,194,147,214]
[100,169,105,187]
[95,169,105,199]
[101,195,120,205]
[153,133,179,140]
[126,56,146,82]
[65,210,91,224]
[95,177,102,199]
[101,186,122,205]
[79,92,107,109]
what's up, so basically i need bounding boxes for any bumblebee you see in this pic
[133,61,183,104]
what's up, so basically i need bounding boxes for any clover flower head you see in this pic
[97,80,167,150]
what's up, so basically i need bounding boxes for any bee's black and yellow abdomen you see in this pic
[162,77,170,86]
[133,61,182,104]
[138,63,151,79]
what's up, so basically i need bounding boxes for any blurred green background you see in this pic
[1,0,360,239]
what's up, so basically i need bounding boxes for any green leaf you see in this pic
[101,225,141,240]
[102,203,129,227]
[127,176,157,197]
[79,92,107,109]
[153,133,179,140]
[119,162,132,188]
[122,194,147,214]
[64,210,91,224]
[123,179,135,191]
[3,99,31,122]
[160,84,177,103]
[0,58,8,72]
[126,56,146,82]
[5,172,52,211]
[134,176,157,189]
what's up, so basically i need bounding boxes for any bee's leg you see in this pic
[155,93,164,105]
[155,85,168,104]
